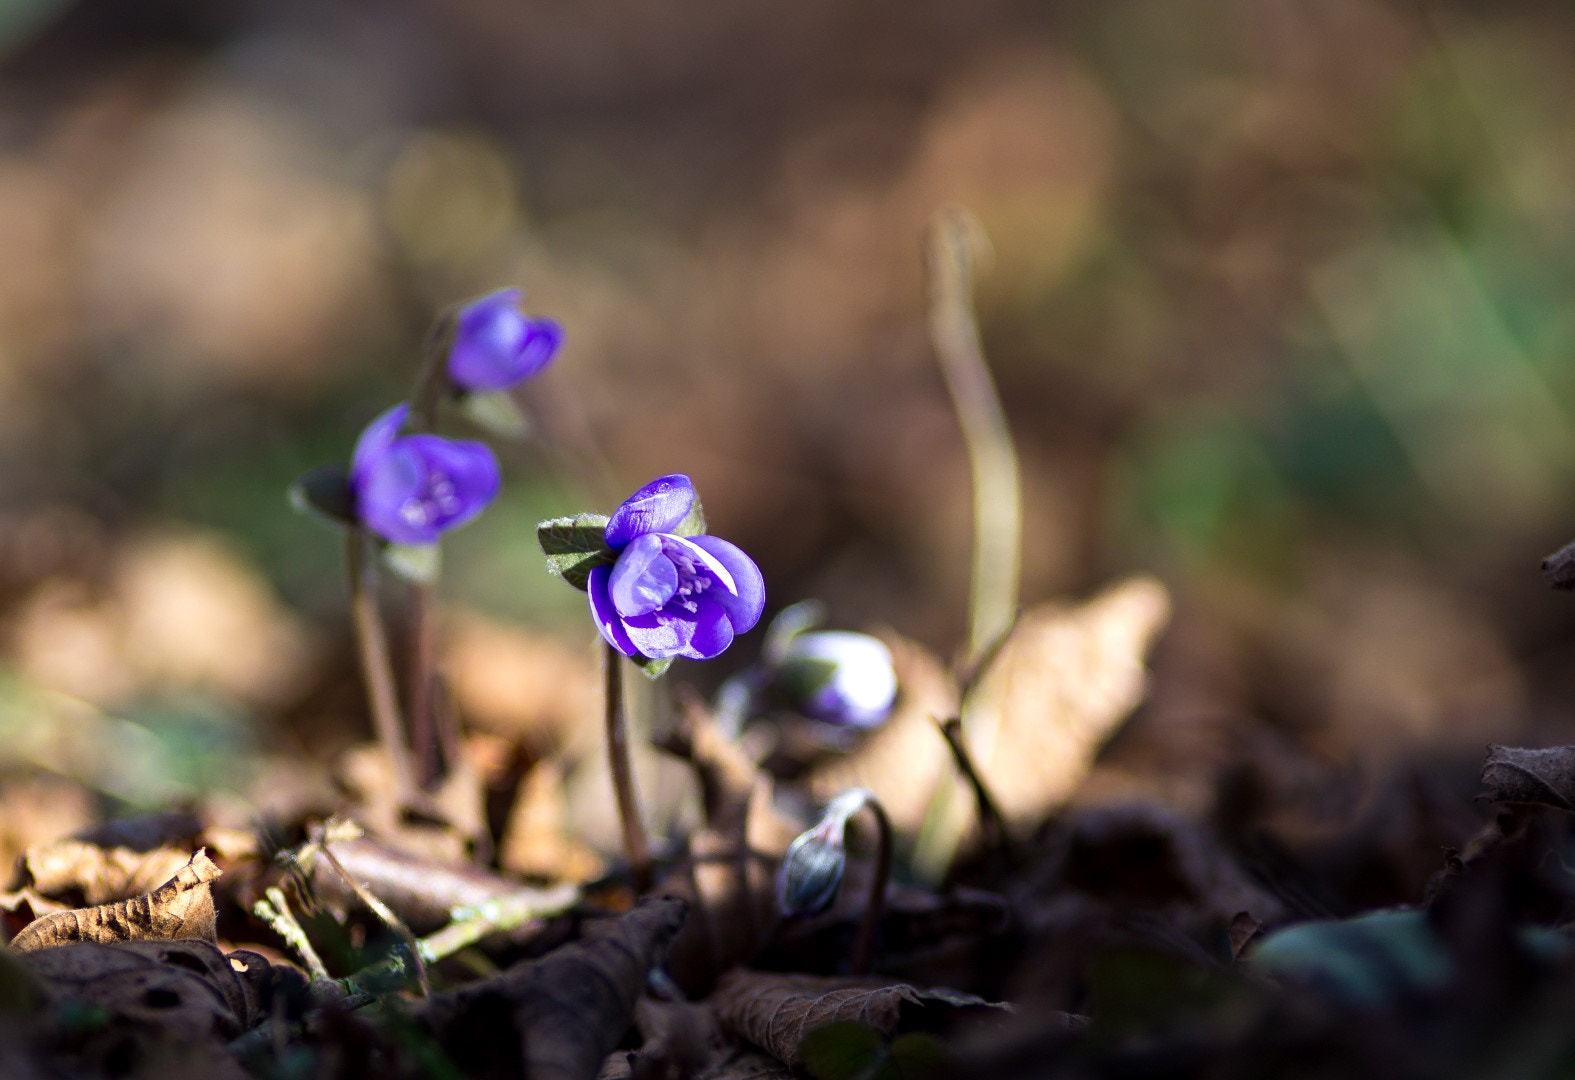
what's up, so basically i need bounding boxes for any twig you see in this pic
[253,886,330,982]
[340,883,580,996]
[346,527,418,809]
[227,990,377,1060]
[605,643,653,893]
[955,608,1022,708]
[312,824,431,997]
[935,716,1016,868]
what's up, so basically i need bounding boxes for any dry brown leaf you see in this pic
[811,578,1169,833]
[8,850,219,951]
[19,939,265,1035]
[713,971,1005,1068]
[446,611,601,758]
[307,835,573,933]
[21,841,193,907]
[418,897,688,1080]
[973,577,1170,823]
[1481,745,1575,810]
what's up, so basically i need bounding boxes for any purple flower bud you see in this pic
[776,789,874,917]
[776,631,897,729]
[446,288,563,392]
[587,474,764,661]
[350,404,501,545]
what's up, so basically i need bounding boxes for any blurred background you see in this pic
[2,0,1575,881]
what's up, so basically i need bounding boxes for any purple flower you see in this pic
[350,404,501,545]
[587,474,765,661]
[446,288,563,392]
[776,631,897,729]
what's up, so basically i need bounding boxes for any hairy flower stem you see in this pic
[852,797,893,976]
[916,207,1022,882]
[927,208,1020,669]
[604,643,653,893]
[403,317,454,789]
[346,527,418,807]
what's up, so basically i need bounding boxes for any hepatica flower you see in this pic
[775,631,897,729]
[588,475,764,661]
[351,404,500,545]
[447,288,563,392]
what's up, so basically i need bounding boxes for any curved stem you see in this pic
[604,643,653,892]
[346,528,417,806]
[851,797,892,976]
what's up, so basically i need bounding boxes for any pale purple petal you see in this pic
[400,435,501,530]
[605,474,695,550]
[621,609,695,660]
[357,444,433,545]
[350,404,409,493]
[588,566,639,656]
[448,289,529,391]
[609,533,678,617]
[681,598,735,660]
[687,535,765,634]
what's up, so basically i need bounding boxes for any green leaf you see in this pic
[672,496,706,537]
[799,1021,886,1080]
[288,464,356,527]
[537,513,615,591]
[639,656,674,679]
[382,543,441,584]
[459,389,530,438]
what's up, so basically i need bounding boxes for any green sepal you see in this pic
[763,599,825,666]
[288,464,357,528]
[459,389,530,438]
[382,543,441,584]
[672,496,706,537]
[537,513,615,591]
[638,656,674,679]
[777,657,840,701]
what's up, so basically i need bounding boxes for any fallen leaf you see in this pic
[417,897,687,1079]
[1481,745,1575,810]
[20,841,193,908]
[712,971,1007,1069]
[8,850,220,951]
[810,578,1169,834]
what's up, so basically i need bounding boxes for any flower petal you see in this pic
[448,289,528,391]
[680,597,735,660]
[609,533,679,617]
[356,444,433,545]
[621,609,695,660]
[401,435,502,530]
[686,535,765,634]
[350,404,410,493]
[605,474,695,550]
[588,566,639,656]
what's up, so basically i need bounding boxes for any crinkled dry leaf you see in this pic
[712,971,1007,1069]
[1481,745,1575,810]
[418,897,687,1080]
[8,850,219,951]
[811,578,1169,833]
[19,939,265,1036]
[21,841,193,907]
